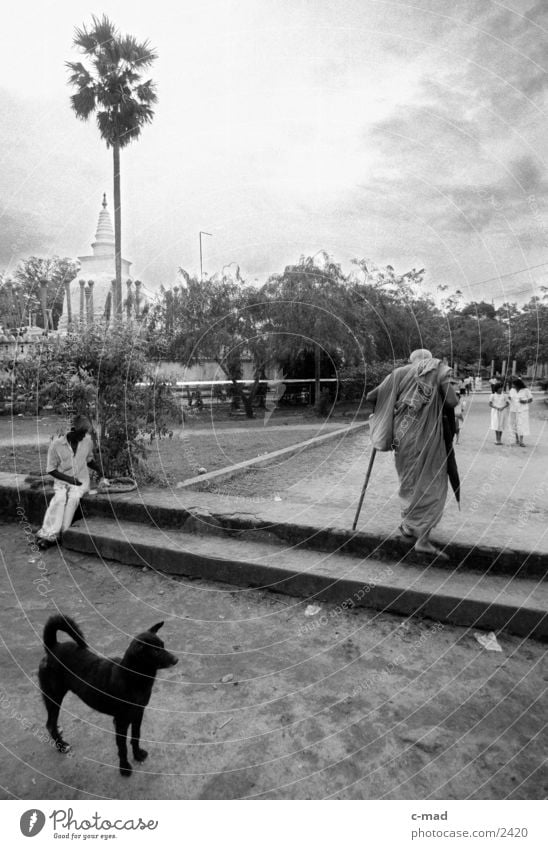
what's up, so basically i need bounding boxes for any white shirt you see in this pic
[508,387,532,413]
[46,434,94,484]
[490,392,508,409]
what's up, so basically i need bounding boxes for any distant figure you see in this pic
[454,393,465,443]
[367,349,458,559]
[489,383,509,445]
[508,378,533,447]
[474,375,482,392]
[465,376,472,395]
[190,389,204,410]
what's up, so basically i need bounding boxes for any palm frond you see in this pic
[119,35,158,66]
[73,15,118,54]
[72,25,99,53]
[103,37,122,66]
[65,61,91,82]
[89,14,118,50]
[121,69,140,86]
[70,88,97,119]
[117,106,152,146]
[135,80,157,104]
[96,111,117,147]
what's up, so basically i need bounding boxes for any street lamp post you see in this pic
[199,231,212,280]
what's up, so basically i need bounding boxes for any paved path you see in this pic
[206,395,548,556]
[5,397,546,556]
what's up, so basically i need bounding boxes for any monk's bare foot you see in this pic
[414,540,449,561]
[399,523,416,541]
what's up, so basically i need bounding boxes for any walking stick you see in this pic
[352,448,377,531]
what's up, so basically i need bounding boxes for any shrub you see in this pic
[6,323,180,481]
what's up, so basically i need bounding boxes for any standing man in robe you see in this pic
[366,350,458,558]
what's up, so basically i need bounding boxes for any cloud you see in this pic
[0,0,547,301]
[0,88,105,271]
[506,155,547,195]
[0,212,49,268]
[460,1,548,113]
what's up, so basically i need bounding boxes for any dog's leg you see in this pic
[114,716,132,776]
[38,662,70,753]
[130,708,148,762]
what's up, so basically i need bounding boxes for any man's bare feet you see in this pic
[414,540,449,561]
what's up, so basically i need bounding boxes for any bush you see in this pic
[6,323,180,481]
[66,326,182,479]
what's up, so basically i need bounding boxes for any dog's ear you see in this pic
[149,622,164,634]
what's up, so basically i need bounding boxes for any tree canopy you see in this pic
[144,255,548,381]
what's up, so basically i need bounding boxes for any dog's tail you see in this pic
[43,615,87,651]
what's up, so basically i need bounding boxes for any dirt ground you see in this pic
[0,522,546,801]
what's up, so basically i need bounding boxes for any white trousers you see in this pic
[37,481,89,541]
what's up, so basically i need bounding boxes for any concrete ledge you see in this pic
[62,519,548,641]
[1,472,547,580]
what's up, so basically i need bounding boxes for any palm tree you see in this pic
[67,15,157,318]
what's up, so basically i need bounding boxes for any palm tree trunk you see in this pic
[113,141,122,318]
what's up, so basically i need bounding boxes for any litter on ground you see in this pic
[474,631,503,652]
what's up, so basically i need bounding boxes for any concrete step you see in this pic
[2,472,545,580]
[63,517,548,640]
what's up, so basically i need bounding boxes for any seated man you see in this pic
[35,414,106,549]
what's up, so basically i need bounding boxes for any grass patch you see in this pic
[0,426,337,487]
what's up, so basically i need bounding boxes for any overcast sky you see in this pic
[1,0,547,303]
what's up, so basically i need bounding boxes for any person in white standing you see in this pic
[489,383,509,445]
[508,378,533,447]
[35,414,106,549]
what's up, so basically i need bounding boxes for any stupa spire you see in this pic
[92,194,115,256]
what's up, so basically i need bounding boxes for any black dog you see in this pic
[38,614,178,776]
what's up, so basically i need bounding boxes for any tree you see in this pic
[67,15,157,317]
[147,274,271,418]
[460,300,496,321]
[15,257,80,329]
[510,298,548,369]
[0,257,79,331]
[260,252,363,407]
[443,312,506,371]
[350,260,443,362]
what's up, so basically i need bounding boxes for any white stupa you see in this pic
[59,194,134,331]
[78,193,132,318]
